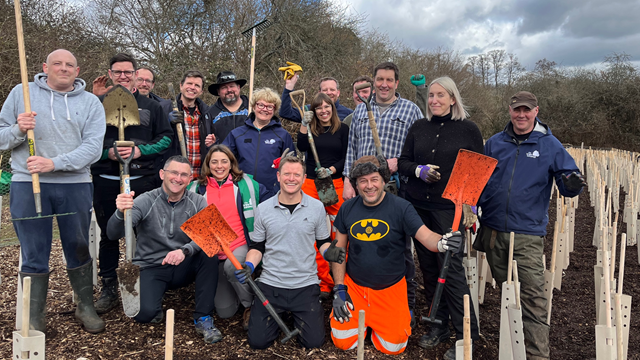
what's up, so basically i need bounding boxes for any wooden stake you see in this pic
[463,294,471,360]
[21,276,31,359]
[357,310,365,360]
[507,232,515,284]
[165,309,175,360]
[513,260,521,310]
[615,294,623,360]
[618,234,626,295]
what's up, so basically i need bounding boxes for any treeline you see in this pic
[1,0,639,151]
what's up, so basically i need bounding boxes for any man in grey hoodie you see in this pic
[0,49,106,334]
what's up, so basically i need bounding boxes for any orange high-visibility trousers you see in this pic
[302,177,344,293]
[330,274,411,355]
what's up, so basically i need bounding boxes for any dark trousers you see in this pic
[135,251,219,323]
[397,185,417,310]
[248,282,325,349]
[11,182,93,273]
[414,207,479,340]
[92,174,156,278]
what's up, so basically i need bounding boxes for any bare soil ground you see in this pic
[1,184,639,359]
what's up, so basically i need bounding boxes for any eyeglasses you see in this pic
[164,169,191,180]
[256,103,275,111]
[111,70,135,78]
[136,78,153,84]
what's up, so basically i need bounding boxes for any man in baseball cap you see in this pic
[204,71,250,144]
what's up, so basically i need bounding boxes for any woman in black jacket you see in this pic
[398,76,482,360]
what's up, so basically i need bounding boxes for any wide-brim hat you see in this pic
[208,71,247,96]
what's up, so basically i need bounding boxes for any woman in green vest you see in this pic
[188,144,274,330]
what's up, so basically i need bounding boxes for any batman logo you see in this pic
[350,219,390,241]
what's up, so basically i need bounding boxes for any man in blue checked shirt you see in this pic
[341,61,423,328]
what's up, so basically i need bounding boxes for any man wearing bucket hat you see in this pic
[330,155,463,355]
[204,71,250,144]
[477,91,585,360]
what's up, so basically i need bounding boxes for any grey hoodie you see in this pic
[0,73,106,183]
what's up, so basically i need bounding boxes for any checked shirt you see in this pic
[343,93,423,177]
[183,105,202,178]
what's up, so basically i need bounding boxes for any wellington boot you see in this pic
[94,276,119,314]
[67,262,105,334]
[19,271,49,332]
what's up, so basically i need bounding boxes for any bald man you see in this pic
[0,49,106,334]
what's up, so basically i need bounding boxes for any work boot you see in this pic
[443,344,456,360]
[19,271,49,332]
[242,307,251,331]
[94,276,119,314]
[195,315,223,344]
[67,262,105,334]
[418,325,451,349]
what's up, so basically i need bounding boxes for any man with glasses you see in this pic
[91,53,173,315]
[204,71,250,144]
[107,155,223,343]
[135,66,172,115]
[279,76,353,122]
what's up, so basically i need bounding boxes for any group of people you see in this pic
[0,48,586,360]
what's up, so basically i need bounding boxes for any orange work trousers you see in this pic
[302,177,344,293]
[330,275,411,355]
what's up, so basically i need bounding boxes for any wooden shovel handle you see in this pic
[289,90,305,118]
[463,294,471,360]
[507,232,515,284]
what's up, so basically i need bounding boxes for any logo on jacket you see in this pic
[350,219,390,241]
[526,150,540,158]
[265,139,276,144]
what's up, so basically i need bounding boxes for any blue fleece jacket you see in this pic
[478,120,582,236]
[223,114,295,192]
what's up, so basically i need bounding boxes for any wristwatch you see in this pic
[181,247,191,257]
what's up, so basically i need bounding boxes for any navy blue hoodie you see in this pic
[478,120,582,236]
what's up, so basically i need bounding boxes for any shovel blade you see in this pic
[116,261,140,318]
[103,85,140,129]
[181,203,239,257]
[442,149,498,207]
[315,177,339,206]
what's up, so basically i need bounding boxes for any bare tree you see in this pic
[488,49,506,87]
[504,53,525,88]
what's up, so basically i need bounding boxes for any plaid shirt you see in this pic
[344,93,423,177]
[183,105,201,178]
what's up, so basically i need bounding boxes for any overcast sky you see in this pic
[333,0,640,70]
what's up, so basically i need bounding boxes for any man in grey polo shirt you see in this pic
[234,155,346,349]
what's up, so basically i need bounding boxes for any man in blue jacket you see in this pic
[477,91,585,360]
[279,75,352,122]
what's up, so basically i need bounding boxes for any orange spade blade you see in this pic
[180,202,238,258]
[442,149,498,208]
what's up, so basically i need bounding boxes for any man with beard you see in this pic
[134,66,172,115]
[204,71,249,144]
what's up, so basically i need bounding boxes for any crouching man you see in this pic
[107,155,222,343]
[330,155,462,355]
[235,155,346,349]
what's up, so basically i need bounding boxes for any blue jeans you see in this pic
[11,182,93,273]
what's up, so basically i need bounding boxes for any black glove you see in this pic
[332,284,354,323]
[561,172,586,192]
[437,230,463,253]
[323,240,346,264]
[169,110,184,125]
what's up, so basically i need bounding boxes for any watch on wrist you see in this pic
[181,247,190,257]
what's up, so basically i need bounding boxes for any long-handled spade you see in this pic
[181,203,300,344]
[10,0,74,221]
[113,141,141,318]
[167,83,187,158]
[422,150,497,326]
[289,89,339,206]
[242,18,272,113]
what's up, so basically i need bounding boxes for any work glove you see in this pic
[332,284,354,323]
[316,167,332,179]
[410,74,426,87]
[437,230,463,253]
[302,111,314,127]
[278,61,303,80]
[323,240,346,264]
[271,148,296,169]
[463,204,477,228]
[168,110,184,126]
[561,172,586,192]
[234,261,254,284]
[417,164,441,183]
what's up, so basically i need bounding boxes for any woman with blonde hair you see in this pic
[223,88,295,192]
[187,144,273,329]
[398,76,482,360]
[296,92,349,299]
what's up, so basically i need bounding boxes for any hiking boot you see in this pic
[195,315,223,344]
[319,291,332,301]
[94,276,119,314]
[418,325,451,349]
[68,262,105,333]
[19,271,49,332]
[409,308,416,330]
[242,308,251,331]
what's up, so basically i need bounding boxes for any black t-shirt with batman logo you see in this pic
[335,194,424,290]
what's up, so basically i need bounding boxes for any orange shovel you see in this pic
[422,149,498,325]
[181,203,300,343]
